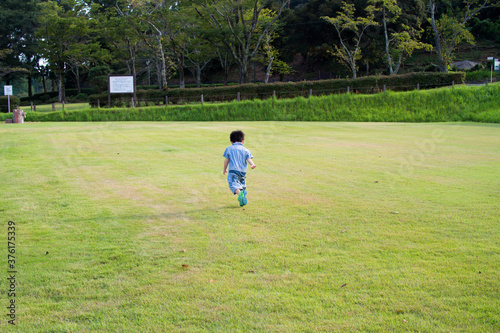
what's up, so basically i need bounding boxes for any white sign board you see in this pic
[495,59,499,71]
[109,76,134,94]
[4,85,13,96]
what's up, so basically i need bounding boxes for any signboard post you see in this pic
[487,57,494,83]
[108,75,135,108]
[4,85,13,113]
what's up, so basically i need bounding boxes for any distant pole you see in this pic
[237,92,240,101]
[165,96,168,105]
[383,85,386,93]
[4,85,12,113]
[347,86,350,93]
[417,83,420,91]
[107,74,111,108]
[309,89,312,97]
[201,94,204,105]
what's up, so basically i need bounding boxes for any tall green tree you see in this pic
[37,0,107,102]
[0,0,38,95]
[119,0,181,89]
[428,0,496,72]
[322,2,378,78]
[370,0,431,75]
[194,0,289,84]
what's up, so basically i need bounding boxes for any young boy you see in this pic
[223,130,256,206]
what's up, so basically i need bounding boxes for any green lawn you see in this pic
[1,122,499,332]
[21,102,91,113]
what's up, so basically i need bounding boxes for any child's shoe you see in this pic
[238,190,247,206]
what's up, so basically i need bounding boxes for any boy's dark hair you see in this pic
[230,130,245,143]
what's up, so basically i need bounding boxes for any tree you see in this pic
[0,50,28,81]
[120,0,183,89]
[322,2,378,78]
[37,0,106,102]
[0,0,38,95]
[100,4,144,97]
[428,0,495,72]
[253,13,292,84]
[194,0,289,84]
[370,0,431,75]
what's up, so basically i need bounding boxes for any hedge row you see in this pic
[4,82,496,123]
[20,88,98,104]
[0,95,20,113]
[89,72,465,108]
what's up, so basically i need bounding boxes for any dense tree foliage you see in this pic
[0,0,498,97]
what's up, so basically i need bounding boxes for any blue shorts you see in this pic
[227,170,246,194]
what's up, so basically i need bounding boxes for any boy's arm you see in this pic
[247,158,256,169]
[223,158,229,175]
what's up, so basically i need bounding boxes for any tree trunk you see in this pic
[28,72,33,99]
[58,71,66,103]
[195,64,201,88]
[383,10,394,75]
[429,0,447,72]
[42,72,47,94]
[76,65,82,94]
[128,46,137,102]
[179,52,185,89]
[265,57,274,84]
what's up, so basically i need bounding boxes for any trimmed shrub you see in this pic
[0,95,20,113]
[89,72,465,107]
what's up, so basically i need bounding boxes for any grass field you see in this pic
[1,122,499,332]
[22,102,91,113]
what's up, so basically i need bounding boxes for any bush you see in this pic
[68,93,89,103]
[89,72,465,107]
[0,95,20,113]
[465,70,500,83]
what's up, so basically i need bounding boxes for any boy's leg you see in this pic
[228,172,247,206]
[238,175,247,206]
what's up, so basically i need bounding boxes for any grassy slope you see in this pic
[0,122,499,332]
[1,83,499,123]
